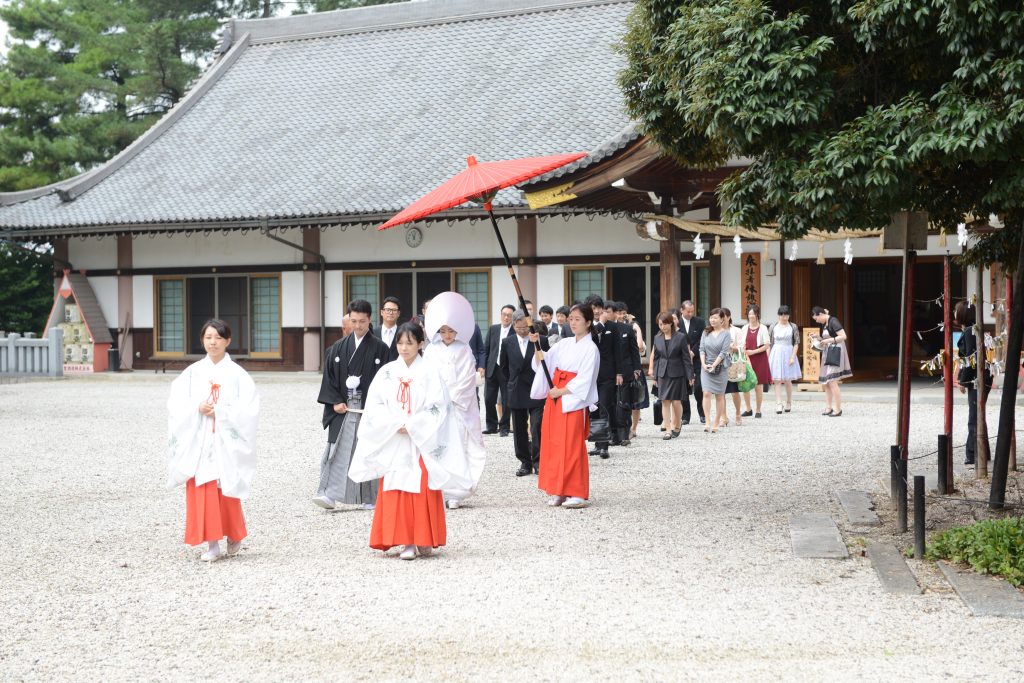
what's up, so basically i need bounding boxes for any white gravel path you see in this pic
[1,373,1022,680]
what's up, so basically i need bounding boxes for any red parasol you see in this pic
[379,152,587,386]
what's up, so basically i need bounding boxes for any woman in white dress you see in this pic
[768,305,802,413]
[166,319,259,562]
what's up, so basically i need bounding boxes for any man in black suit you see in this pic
[583,295,629,458]
[500,311,549,476]
[608,300,643,444]
[678,300,706,425]
[378,296,401,361]
[483,304,516,435]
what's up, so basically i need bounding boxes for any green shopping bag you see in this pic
[737,361,758,393]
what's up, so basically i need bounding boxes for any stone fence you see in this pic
[0,329,64,377]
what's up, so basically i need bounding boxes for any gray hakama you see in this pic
[317,396,378,505]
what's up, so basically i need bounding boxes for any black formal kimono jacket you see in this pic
[317,332,392,443]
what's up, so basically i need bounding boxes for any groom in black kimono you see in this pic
[314,299,391,510]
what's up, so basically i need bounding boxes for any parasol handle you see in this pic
[486,209,554,388]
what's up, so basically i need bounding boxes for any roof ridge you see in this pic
[0,32,252,208]
[232,0,629,45]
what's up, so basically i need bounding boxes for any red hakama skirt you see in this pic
[370,457,446,551]
[184,478,247,546]
[538,369,590,499]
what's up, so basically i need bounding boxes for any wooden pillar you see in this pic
[116,235,133,369]
[302,228,322,372]
[659,222,680,315]
[516,217,538,306]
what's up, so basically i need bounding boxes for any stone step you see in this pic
[835,490,880,526]
[790,513,848,559]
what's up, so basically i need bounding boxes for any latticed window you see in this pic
[153,274,281,357]
[251,276,280,355]
[157,279,184,353]
[346,273,379,314]
[454,270,489,332]
[569,268,604,303]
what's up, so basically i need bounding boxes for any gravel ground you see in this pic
[1,373,1023,681]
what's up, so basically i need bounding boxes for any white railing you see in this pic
[0,328,64,377]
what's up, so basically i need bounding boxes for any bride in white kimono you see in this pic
[422,292,486,509]
[349,322,472,560]
[167,319,259,561]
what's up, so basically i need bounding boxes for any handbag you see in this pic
[629,377,648,408]
[652,399,663,426]
[587,407,611,442]
[737,362,758,393]
[823,343,842,367]
[727,352,746,382]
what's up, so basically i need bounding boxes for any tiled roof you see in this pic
[0,0,634,236]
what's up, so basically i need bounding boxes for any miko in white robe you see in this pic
[167,354,259,548]
[349,354,473,552]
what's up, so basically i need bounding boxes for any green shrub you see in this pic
[925,518,1024,586]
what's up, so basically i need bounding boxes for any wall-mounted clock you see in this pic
[405,226,423,248]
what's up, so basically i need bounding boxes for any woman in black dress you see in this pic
[647,311,693,439]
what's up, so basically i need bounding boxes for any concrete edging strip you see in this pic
[866,540,921,594]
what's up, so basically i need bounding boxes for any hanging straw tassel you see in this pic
[878,233,885,255]
[762,240,770,262]
[713,235,721,256]
[938,228,947,248]
[816,242,826,265]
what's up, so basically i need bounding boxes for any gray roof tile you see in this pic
[0,0,634,234]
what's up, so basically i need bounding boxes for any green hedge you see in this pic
[925,518,1024,586]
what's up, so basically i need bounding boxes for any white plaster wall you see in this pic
[132,276,154,328]
[131,230,304,269]
[536,264,565,311]
[89,276,118,329]
[720,251,740,316]
[324,270,344,327]
[280,271,304,327]
[69,238,116,270]
[536,214,658,258]
[490,266,519,323]
[760,241,782,321]
[320,219,516,262]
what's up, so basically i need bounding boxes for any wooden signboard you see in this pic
[741,253,761,314]
[801,327,821,384]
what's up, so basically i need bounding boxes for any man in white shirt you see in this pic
[378,296,401,361]
[483,304,515,435]
[500,311,549,475]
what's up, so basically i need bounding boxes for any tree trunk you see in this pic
[976,264,990,478]
[263,0,272,18]
[990,234,1024,507]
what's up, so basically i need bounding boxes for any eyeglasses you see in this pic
[382,308,400,313]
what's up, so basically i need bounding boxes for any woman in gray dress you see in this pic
[699,307,732,433]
